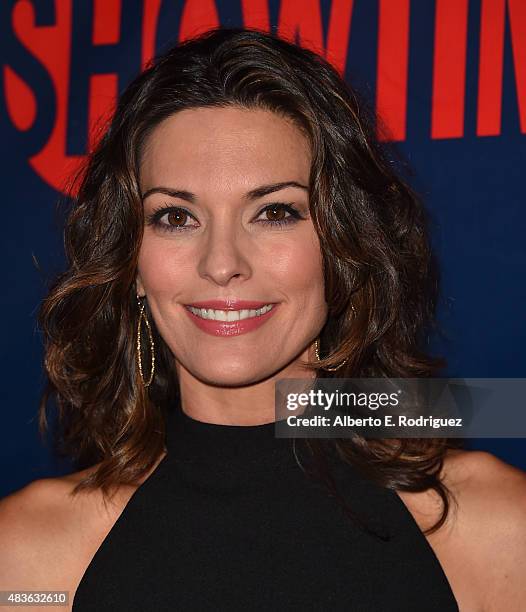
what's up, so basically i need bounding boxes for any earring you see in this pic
[314,338,348,371]
[136,294,155,387]
[314,301,356,371]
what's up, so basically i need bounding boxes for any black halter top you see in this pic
[72,407,459,611]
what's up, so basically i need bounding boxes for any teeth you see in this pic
[188,304,274,321]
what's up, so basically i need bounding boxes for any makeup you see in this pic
[183,302,279,337]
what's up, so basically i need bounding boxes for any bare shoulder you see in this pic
[442,448,526,531]
[0,464,134,606]
[0,453,167,595]
[399,448,526,523]
[447,449,526,610]
[399,448,526,611]
[443,446,526,484]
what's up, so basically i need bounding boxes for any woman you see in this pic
[1,27,525,611]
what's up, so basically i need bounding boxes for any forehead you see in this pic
[139,106,311,191]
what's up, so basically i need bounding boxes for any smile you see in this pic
[186,304,274,321]
[183,303,279,337]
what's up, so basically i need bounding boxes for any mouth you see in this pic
[182,302,280,337]
[184,303,276,321]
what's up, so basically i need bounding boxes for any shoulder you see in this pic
[401,448,526,526]
[0,464,115,535]
[442,448,526,530]
[0,477,72,592]
[0,456,166,591]
[446,449,526,610]
[0,475,79,550]
[402,449,526,611]
[0,466,123,592]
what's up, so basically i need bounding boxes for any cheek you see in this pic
[266,232,325,297]
[137,237,191,295]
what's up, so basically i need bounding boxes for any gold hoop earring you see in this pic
[136,295,155,387]
[314,338,348,371]
[314,302,356,371]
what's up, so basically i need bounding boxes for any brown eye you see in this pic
[255,203,302,228]
[146,205,198,233]
[166,210,188,227]
[264,206,287,222]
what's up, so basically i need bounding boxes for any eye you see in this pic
[146,206,198,232]
[254,203,304,227]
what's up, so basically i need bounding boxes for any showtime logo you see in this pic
[2,0,525,194]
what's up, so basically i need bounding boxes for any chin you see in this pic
[190,363,274,388]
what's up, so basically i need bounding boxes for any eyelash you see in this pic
[145,202,305,233]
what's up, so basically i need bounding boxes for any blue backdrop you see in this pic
[1,0,525,497]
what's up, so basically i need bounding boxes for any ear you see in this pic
[135,273,146,298]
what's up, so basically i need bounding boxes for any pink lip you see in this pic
[186,299,275,310]
[184,302,279,337]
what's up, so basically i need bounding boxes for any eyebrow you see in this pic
[141,181,309,203]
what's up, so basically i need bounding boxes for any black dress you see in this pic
[72,407,459,611]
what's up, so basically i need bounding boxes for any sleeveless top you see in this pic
[72,407,459,611]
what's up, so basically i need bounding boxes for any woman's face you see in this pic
[137,106,327,386]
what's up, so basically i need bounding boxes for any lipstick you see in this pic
[183,300,279,337]
[186,299,274,310]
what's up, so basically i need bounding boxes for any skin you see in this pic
[136,106,326,425]
[0,107,525,611]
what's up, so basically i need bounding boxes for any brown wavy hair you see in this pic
[38,27,461,536]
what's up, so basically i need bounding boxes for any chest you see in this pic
[68,466,459,611]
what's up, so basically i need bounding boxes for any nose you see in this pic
[196,221,252,287]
